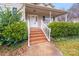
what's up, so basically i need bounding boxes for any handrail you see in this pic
[41,20,51,41]
[27,20,30,47]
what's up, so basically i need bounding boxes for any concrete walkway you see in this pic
[24,41,63,56]
[23,28,63,56]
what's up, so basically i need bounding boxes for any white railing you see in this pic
[41,20,51,41]
[27,20,30,47]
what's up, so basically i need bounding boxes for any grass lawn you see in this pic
[53,36,79,56]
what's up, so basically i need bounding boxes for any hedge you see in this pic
[0,21,28,46]
[48,22,79,37]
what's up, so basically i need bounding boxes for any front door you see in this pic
[30,15,38,27]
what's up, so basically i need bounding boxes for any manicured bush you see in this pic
[48,22,79,37]
[0,7,27,46]
[2,21,28,46]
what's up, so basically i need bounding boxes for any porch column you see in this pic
[65,14,68,22]
[49,11,52,22]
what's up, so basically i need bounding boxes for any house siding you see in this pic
[0,3,26,22]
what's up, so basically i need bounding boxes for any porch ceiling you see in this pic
[25,4,67,17]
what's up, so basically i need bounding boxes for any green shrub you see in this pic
[48,22,79,38]
[0,23,5,45]
[0,7,27,46]
[0,7,22,26]
[2,21,28,46]
[0,8,27,45]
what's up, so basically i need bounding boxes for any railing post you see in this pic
[41,20,43,29]
[49,11,52,23]
[41,20,42,29]
[49,29,51,41]
[28,20,30,47]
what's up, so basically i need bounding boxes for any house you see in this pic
[71,17,79,23]
[67,12,79,22]
[0,3,67,47]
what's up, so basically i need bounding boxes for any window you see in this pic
[43,16,45,21]
[12,7,17,15]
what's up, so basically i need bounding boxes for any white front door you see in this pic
[30,15,38,27]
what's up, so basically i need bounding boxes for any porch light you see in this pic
[33,9,36,12]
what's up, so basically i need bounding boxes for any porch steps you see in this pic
[30,28,47,45]
[30,34,45,38]
[30,32,43,35]
[30,37,46,41]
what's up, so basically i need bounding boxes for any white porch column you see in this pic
[65,14,68,22]
[49,11,52,22]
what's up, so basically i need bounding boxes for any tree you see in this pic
[0,7,22,26]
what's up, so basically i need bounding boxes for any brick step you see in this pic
[30,34,45,38]
[30,28,48,45]
[30,39,47,45]
[30,31,42,33]
[30,39,46,42]
[30,38,46,42]
[30,31,42,32]
[30,36,46,41]
[30,28,41,30]
[30,32,43,34]
[30,30,42,32]
[30,30,41,31]
[30,29,41,31]
[30,29,42,31]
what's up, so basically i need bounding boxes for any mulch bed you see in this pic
[0,42,28,56]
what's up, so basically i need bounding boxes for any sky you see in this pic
[53,3,73,11]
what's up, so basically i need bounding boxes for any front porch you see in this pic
[25,4,67,47]
[25,4,67,23]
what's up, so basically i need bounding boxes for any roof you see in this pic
[25,4,67,17]
[32,3,54,8]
